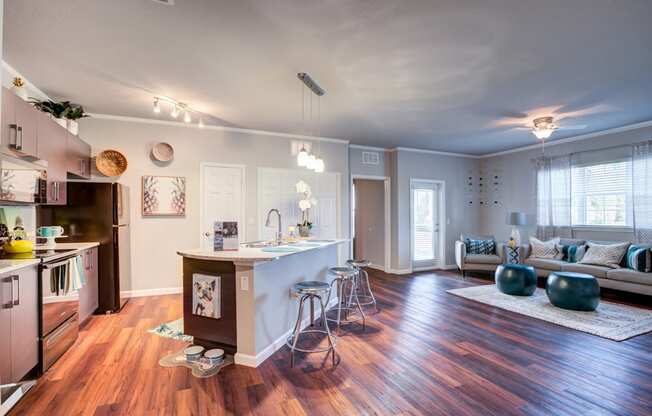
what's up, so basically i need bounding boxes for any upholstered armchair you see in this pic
[455,238,505,277]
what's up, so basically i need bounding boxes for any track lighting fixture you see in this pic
[152,96,207,128]
[295,73,327,173]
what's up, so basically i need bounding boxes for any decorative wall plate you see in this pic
[152,142,174,162]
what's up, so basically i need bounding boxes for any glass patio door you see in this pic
[411,181,440,268]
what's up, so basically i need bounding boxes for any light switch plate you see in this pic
[241,275,249,291]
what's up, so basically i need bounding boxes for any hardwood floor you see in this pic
[10,270,652,415]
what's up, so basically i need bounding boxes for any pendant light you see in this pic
[297,145,309,167]
[313,95,325,173]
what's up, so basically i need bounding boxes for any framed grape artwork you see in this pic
[142,175,186,217]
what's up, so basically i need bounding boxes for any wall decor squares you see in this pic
[142,175,186,216]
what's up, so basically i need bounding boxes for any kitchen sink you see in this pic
[242,241,276,248]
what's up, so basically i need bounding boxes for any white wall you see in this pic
[480,124,652,243]
[79,117,350,292]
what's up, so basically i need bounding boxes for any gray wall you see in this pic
[394,150,480,269]
[480,125,652,243]
[353,179,385,268]
[349,147,387,177]
[79,118,350,292]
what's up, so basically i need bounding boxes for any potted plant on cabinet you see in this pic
[295,180,317,237]
[30,100,88,134]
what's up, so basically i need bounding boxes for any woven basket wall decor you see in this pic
[96,149,128,177]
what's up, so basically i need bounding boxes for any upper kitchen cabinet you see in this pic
[67,132,91,179]
[1,87,38,159]
[37,111,68,204]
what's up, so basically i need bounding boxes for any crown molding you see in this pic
[391,146,481,159]
[88,113,350,144]
[349,144,389,151]
[480,119,652,158]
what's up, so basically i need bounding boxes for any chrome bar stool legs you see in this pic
[325,267,366,332]
[347,259,378,312]
[287,281,337,367]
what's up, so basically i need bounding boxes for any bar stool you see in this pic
[286,281,337,367]
[346,259,378,312]
[325,266,366,332]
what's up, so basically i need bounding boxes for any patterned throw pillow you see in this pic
[626,245,651,272]
[529,237,559,259]
[579,242,630,269]
[555,244,587,263]
[465,238,496,255]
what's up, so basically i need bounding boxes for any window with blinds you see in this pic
[571,159,632,227]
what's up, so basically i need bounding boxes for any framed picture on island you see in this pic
[213,221,239,251]
[142,175,186,217]
[192,274,221,319]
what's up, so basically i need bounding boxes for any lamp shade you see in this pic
[506,211,527,226]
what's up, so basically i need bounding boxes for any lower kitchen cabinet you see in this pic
[0,265,39,383]
[79,247,99,323]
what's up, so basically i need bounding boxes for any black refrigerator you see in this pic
[45,182,132,313]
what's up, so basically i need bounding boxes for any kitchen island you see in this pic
[177,239,347,367]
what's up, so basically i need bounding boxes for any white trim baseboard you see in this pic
[234,297,339,367]
[120,287,182,298]
[387,268,413,275]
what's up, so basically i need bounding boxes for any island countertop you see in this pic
[177,239,348,263]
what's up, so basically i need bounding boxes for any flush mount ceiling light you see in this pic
[152,96,206,128]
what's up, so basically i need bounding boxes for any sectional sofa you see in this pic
[455,237,652,296]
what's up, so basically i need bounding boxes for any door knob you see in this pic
[204,232,212,237]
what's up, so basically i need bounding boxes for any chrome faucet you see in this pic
[265,209,282,245]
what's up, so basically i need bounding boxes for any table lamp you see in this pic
[506,211,527,246]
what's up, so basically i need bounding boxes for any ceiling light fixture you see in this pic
[531,116,557,140]
[296,73,326,173]
[152,96,207,128]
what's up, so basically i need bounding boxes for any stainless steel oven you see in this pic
[39,254,80,372]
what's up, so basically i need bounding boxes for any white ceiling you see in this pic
[5,0,652,155]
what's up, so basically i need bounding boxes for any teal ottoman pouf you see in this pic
[495,264,537,296]
[546,272,600,311]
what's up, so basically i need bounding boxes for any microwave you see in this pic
[0,155,47,204]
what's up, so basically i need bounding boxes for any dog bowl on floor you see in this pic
[204,349,224,365]
[184,345,204,362]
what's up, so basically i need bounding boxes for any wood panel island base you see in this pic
[177,240,347,367]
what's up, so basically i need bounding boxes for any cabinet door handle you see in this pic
[56,182,60,201]
[79,159,84,175]
[12,275,19,306]
[16,126,23,151]
[8,124,17,148]
[2,276,13,309]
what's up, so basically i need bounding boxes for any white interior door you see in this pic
[200,164,245,250]
[411,180,441,268]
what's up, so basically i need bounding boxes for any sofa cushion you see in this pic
[606,268,652,286]
[464,238,496,255]
[560,263,610,278]
[625,245,652,272]
[465,254,502,265]
[555,244,587,263]
[529,237,559,259]
[523,258,566,271]
[559,238,586,246]
[579,241,630,269]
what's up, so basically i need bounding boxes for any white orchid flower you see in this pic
[299,199,311,211]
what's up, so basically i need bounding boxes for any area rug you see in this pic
[447,285,652,341]
[148,319,193,342]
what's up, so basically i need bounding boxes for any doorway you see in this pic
[199,163,246,250]
[410,179,445,270]
[351,176,390,271]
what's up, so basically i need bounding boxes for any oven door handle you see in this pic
[42,258,75,270]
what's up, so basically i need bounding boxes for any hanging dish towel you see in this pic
[68,255,86,292]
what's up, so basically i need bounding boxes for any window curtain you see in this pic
[536,155,572,240]
[633,141,652,243]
